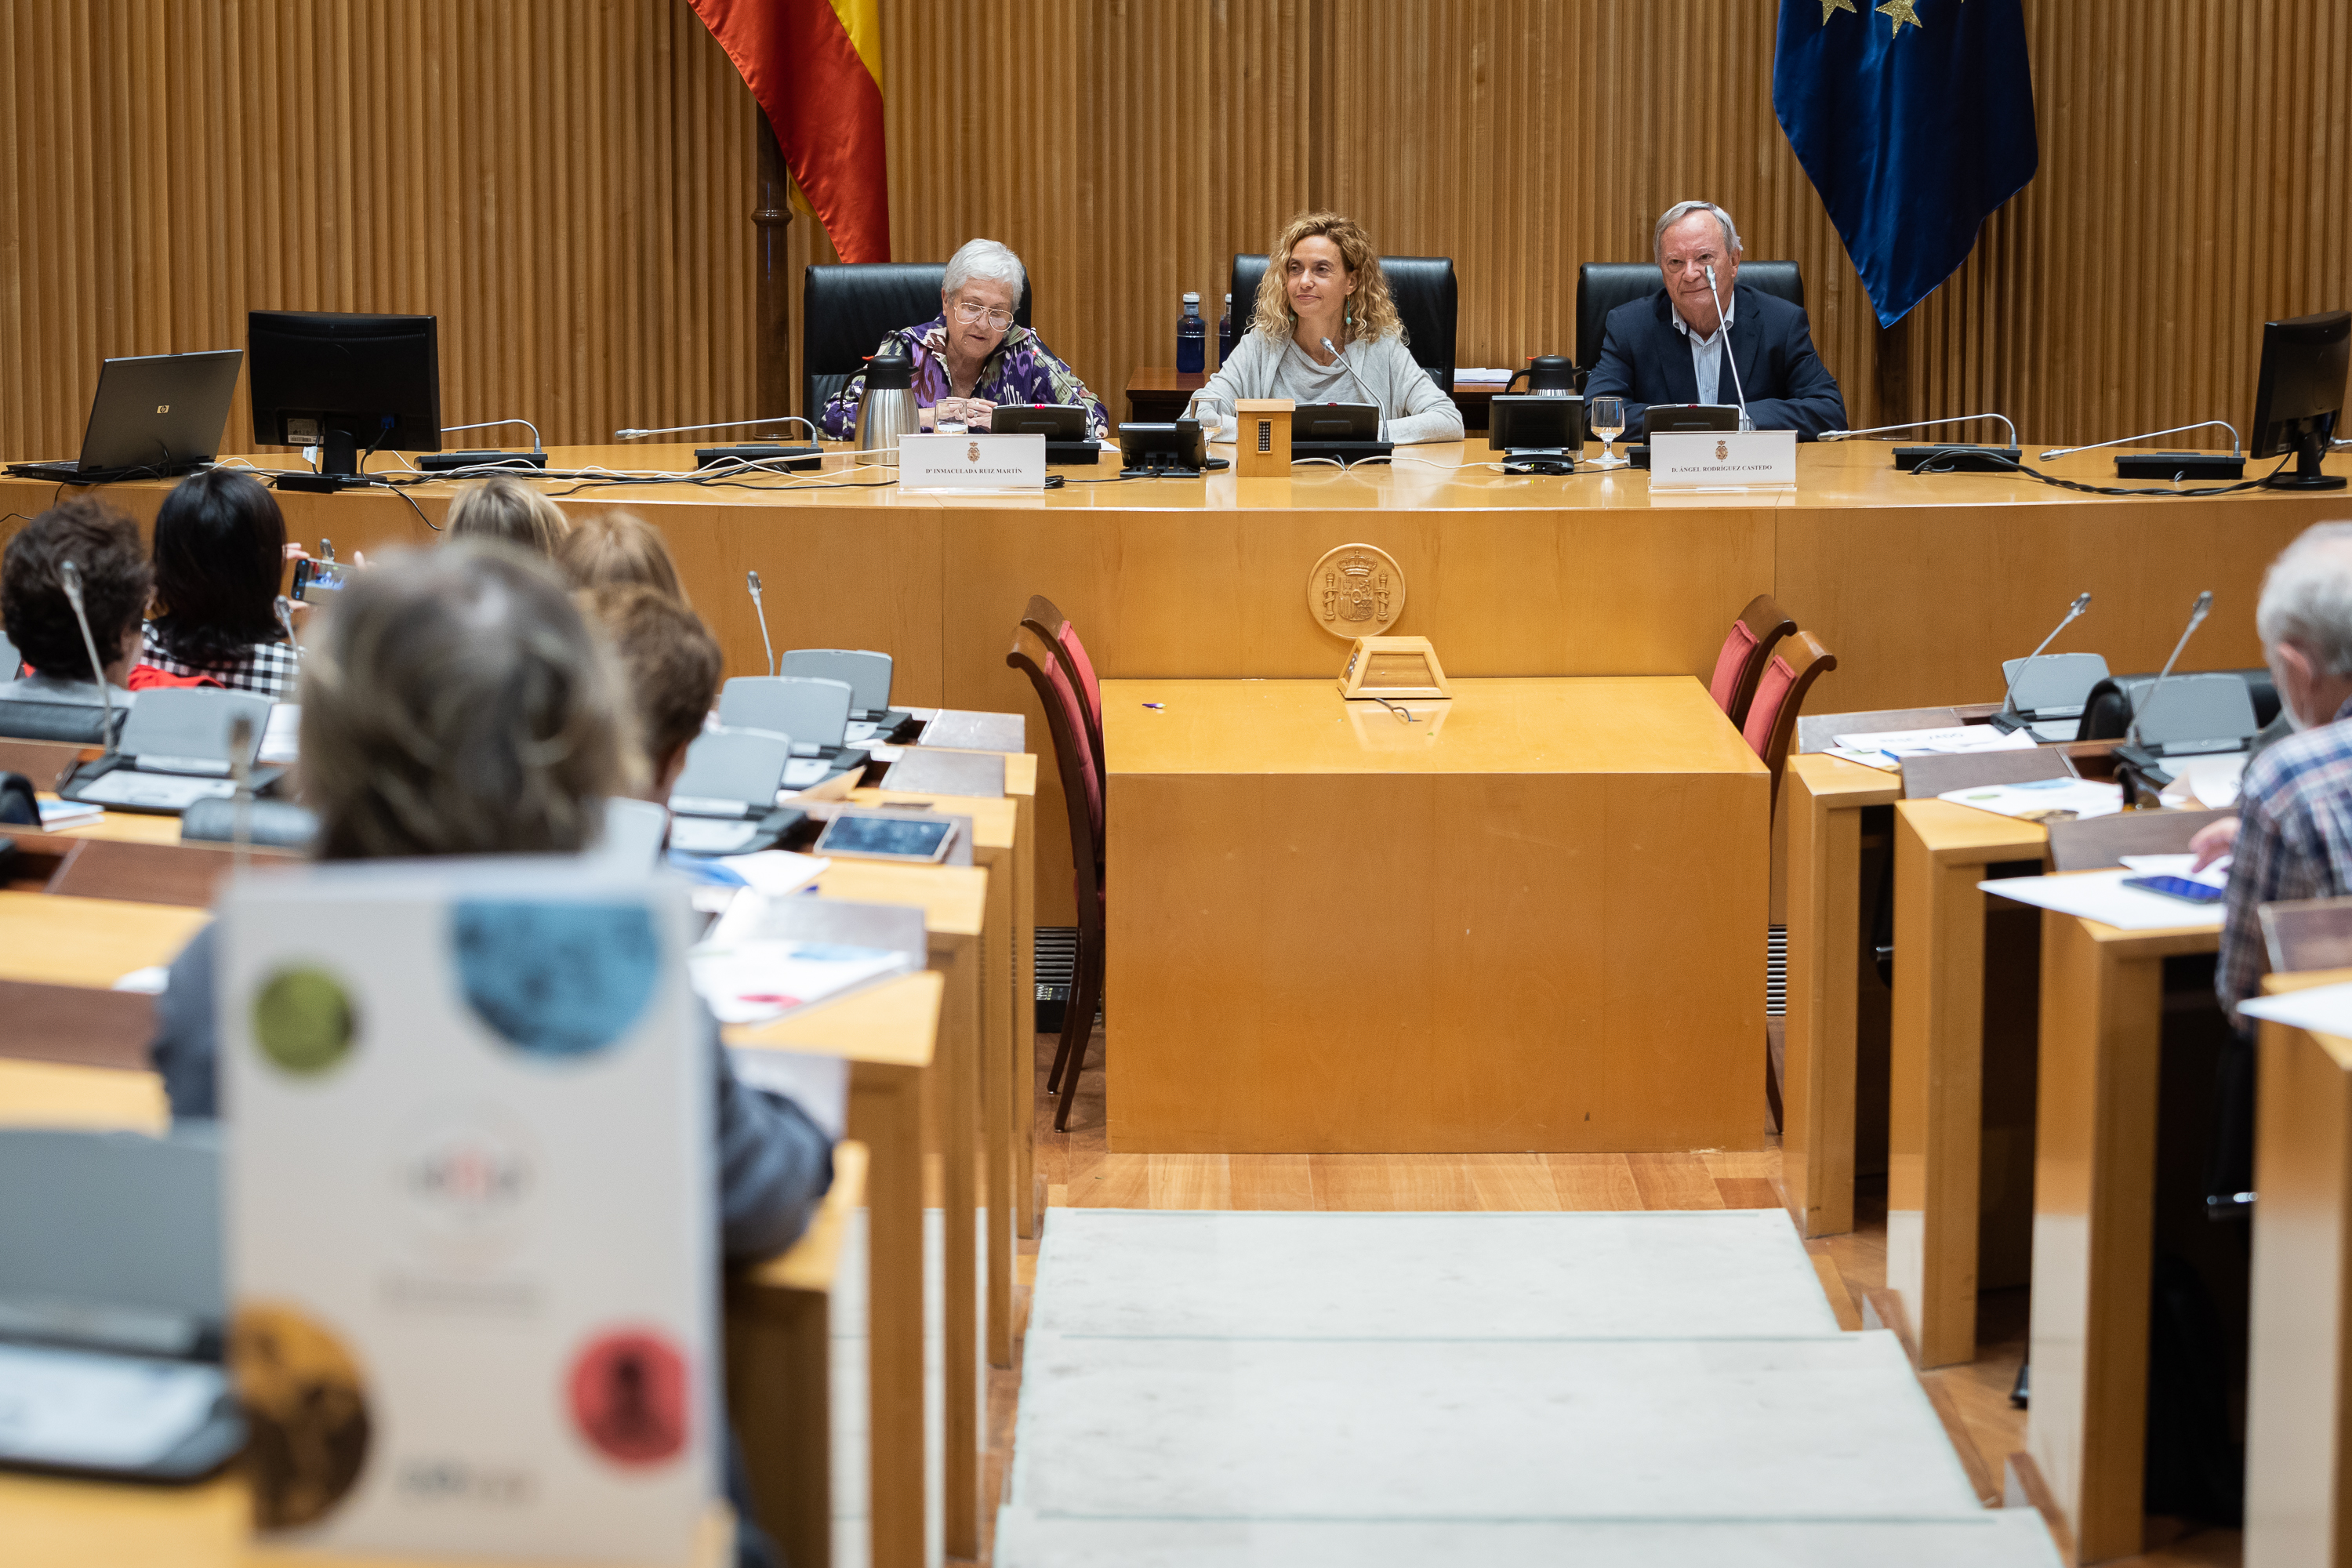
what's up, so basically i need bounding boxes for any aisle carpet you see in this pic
[995,1209,2060,1566]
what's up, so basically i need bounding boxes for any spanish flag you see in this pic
[691,0,890,263]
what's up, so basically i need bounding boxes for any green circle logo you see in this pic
[252,967,357,1078]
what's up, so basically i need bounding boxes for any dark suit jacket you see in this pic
[1583,284,1846,440]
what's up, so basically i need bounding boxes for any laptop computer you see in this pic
[6,350,244,484]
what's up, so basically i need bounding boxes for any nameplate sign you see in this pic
[897,432,1046,490]
[1649,429,1797,488]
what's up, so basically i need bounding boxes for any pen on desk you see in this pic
[1143,702,1165,710]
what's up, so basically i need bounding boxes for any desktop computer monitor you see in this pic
[2249,308,2349,490]
[247,311,441,477]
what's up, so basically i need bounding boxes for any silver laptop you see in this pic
[7,350,244,482]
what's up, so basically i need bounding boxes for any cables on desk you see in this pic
[1910,447,2298,497]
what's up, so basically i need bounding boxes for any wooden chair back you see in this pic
[1007,622,1104,933]
[2260,896,2352,975]
[2045,807,2231,872]
[1021,594,1105,789]
[1795,706,1963,755]
[1740,629,1838,812]
[1900,748,2071,800]
[45,837,246,908]
[1707,593,1798,729]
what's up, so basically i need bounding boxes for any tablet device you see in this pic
[991,404,1086,439]
[814,811,956,863]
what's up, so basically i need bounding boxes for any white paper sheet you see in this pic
[687,938,914,1025]
[711,850,829,899]
[1831,724,2039,763]
[1978,868,2224,931]
[260,702,301,764]
[35,797,103,829]
[2117,852,2230,887]
[2239,980,2352,1037]
[1938,777,2124,822]
[0,1341,225,1468]
[2161,752,2248,810]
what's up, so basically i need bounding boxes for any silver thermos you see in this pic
[853,343,920,464]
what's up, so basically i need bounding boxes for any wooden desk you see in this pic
[2022,907,2223,1565]
[1781,752,1904,1239]
[1102,676,1769,1152]
[2244,968,2352,1566]
[20,439,2337,931]
[731,971,944,1568]
[0,890,209,986]
[1125,366,1498,430]
[806,859,990,1560]
[1885,800,2050,1369]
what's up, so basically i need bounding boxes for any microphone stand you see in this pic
[1989,592,2092,735]
[1820,414,2023,474]
[56,561,119,759]
[2114,590,2214,800]
[1701,267,1751,431]
[1317,336,1390,442]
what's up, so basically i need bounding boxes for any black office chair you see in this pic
[1229,254,1459,394]
[801,264,1034,418]
[1573,261,1806,387]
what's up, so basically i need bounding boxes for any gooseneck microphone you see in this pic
[227,713,256,871]
[1318,336,1388,438]
[1991,592,2092,734]
[2126,590,2216,751]
[274,595,303,659]
[616,416,820,441]
[1701,266,1751,430]
[746,571,776,677]
[56,560,119,757]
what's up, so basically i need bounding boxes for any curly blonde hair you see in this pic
[1248,211,1403,347]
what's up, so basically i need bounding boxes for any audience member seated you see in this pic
[140,469,300,697]
[1193,210,1465,446]
[580,583,722,801]
[559,510,689,604]
[1582,199,1847,440]
[0,498,151,714]
[445,474,571,556]
[818,238,1110,440]
[147,543,831,1269]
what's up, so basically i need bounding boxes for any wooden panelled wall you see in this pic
[3,2,2350,461]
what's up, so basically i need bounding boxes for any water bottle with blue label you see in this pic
[1176,292,1205,374]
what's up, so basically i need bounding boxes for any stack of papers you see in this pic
[2160,753,2249,811]
[1826,724,2039,771]
[1978,868,2224,931]
[688,938,914,1025]
[1454,368,1515,385]
[35,797,103,830]
[1937,776,2124,822]
[2241,982,2352,1037]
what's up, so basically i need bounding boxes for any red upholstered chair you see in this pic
[1708,593,1798,730]
[1008,621,1105,1130]
[1022,594,1105,800]
[1740,629,1838,819]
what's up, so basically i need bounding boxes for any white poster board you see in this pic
[220,858,713,1564]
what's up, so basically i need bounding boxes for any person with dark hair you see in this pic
[0,498,154,710]
[578,583,722,800]
[141,469,301,698]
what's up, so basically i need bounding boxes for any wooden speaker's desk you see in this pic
[1100,675,1769,1154]
[12,440,2339,928]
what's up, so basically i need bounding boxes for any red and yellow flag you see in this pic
[690,0,889,263]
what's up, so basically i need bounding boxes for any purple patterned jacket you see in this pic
[818,315,1109,441]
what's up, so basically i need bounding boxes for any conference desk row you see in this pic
[0,753,1039,1568]
[8,437,2343,928]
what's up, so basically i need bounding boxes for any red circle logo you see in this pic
[566,1329,690,1466]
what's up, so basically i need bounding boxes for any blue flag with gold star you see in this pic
[1773,0,2038,326]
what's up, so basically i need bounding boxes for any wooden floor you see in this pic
[969,1027,2242,1568]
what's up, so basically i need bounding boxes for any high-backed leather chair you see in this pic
[1740,628,1837,819]
[1573,260,1806,386]
[801,264,1034,418]
[1229,254,1459,393]
[1708,593,1797,731]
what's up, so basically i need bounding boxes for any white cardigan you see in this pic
[1192,329,1465,445]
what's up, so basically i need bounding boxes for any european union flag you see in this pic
[1773,0,2038,327]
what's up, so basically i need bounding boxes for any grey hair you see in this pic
[2258,521,2352,676]
[1653,201,1744,265]
[943,238,1025,300]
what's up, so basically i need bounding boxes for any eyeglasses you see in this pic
[952,300,1014,330]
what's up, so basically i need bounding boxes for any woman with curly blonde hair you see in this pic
[1192,211,1464,446]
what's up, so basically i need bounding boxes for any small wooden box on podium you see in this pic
[1236,399,1294,477]
[1338,636,1451,700]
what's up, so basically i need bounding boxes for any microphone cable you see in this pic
[1910,446,2299,499]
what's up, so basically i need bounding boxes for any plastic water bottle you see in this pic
[1218,292,1236,365]
[1176,292,1205,374]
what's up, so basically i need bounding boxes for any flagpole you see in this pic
[753,113,794,422]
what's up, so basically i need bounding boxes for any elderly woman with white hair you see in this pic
[818,238,1109,440]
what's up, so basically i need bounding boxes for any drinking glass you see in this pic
[1589,396,1628,468]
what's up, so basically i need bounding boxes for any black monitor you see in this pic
[2250,309,2349,491]
[247,311,441,481]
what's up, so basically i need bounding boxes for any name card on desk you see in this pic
[1649,429,1797,488]
[897,432,1045,491]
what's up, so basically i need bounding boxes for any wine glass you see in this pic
[1588,396,1627,468]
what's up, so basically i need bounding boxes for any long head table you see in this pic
[6,439,2341,924]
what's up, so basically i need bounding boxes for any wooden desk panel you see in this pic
[1104,677,1769,1154]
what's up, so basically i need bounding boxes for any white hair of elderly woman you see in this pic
[943,238,1025,300]
[2258,521,2352,676]
[1652,201,1744,265]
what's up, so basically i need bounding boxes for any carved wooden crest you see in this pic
[1306,543,1406,638]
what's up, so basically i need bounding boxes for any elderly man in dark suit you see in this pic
[1584,200,1847,440]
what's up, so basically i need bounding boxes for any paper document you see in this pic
[0,1341,226,1469]
[2160,753,2248,811]
[1979,868,2224,931]
[712,850,829,899]
[1829,724,2039,767]
[2117,853,2230,888]
[2239,981,2352,1038]
[1939,777,2123,823]
[668,817,763,857]
[259,703,301,764]
[35,797,103,829]
[688,938,915,1025]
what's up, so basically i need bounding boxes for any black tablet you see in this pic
[814,811,956,863]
